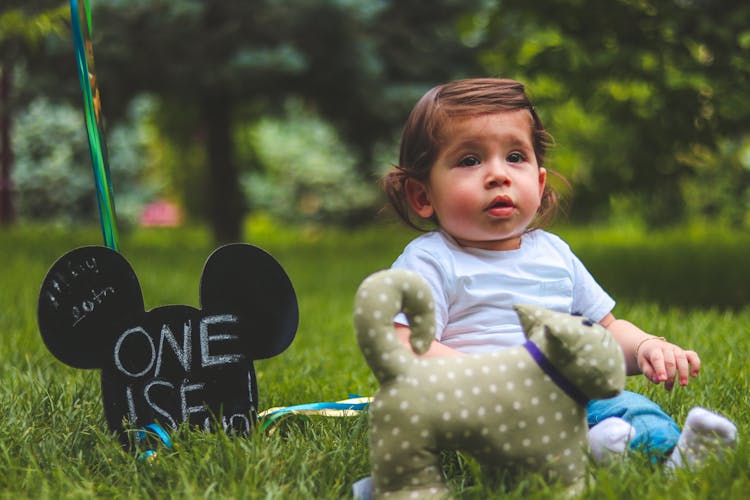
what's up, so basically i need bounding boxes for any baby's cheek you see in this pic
[439,191,480,222]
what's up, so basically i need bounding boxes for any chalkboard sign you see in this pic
[37,244,298,441]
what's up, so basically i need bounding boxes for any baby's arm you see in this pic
[600,313,700,390]
[394,324,464,357]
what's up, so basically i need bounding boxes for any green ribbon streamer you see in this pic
[70,0,120,251]
[257,396,371,433]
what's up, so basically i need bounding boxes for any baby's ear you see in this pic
[199,244,298,360]
[38,246,145,369]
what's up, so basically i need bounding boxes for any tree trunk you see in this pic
[201,94,244,244]
[0,66,14,225]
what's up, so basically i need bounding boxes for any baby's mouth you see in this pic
[487,196,514,211]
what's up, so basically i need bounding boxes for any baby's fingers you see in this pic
[674,348,701,386]
[675,352,691,386]
[685,350,701,377]
[644,349,668,384]
[662,349,678,390]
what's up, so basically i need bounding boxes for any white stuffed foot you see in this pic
[352,476,373,500]
[588,417,636,465]
[668,407,738,469]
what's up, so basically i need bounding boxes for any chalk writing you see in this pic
[144,379,179,429]
[114,326,157,377]
[113,315,244,380]
[181,380,207,425]
[221,413,252,434]
[42,257,100,310]
[124,373,253,430]
[200,314,243,367]
[37,243,299,441]
[155,321,192,375]
[71,286,116,326]
[66,256,100,278]
[113,314,250,430]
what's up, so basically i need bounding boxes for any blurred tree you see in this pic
[8,0,750,233]
[478,0,750,225]
[240,99,381,225]
[291,0,485,177]
[0,3,68,225]
[679,137,750,226]
[85,1,307,242]
[74,0,482,242]
[12,96,156,225]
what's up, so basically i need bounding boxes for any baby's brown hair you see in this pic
[383,78,562,231]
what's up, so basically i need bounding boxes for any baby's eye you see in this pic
[507,152,525,163]
[458,155,481,167]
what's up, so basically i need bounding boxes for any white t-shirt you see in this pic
[391,230,615,354]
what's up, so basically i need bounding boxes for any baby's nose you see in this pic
[484,160,511,187]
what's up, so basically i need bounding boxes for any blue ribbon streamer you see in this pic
[259,397,371,432]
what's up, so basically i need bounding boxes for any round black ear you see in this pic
[199,244,298,360]
[38,246,145,369]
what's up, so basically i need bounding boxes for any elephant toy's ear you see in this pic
[38,246,144,369]
[199,244,298,360]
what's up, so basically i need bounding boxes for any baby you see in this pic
[355,77,737,498]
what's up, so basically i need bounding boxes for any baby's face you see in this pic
[409,110,546,251]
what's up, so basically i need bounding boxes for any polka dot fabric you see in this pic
[354,269,626,498]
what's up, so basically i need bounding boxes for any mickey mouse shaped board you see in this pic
[37,244,298,443]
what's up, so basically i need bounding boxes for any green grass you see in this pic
[0,219,748,498]
[557,224,750,309]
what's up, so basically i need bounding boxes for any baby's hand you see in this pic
[636,337,701,390]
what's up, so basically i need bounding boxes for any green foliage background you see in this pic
[11,96,158,225]
[239,101,383,225]
[3,0,750,235]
